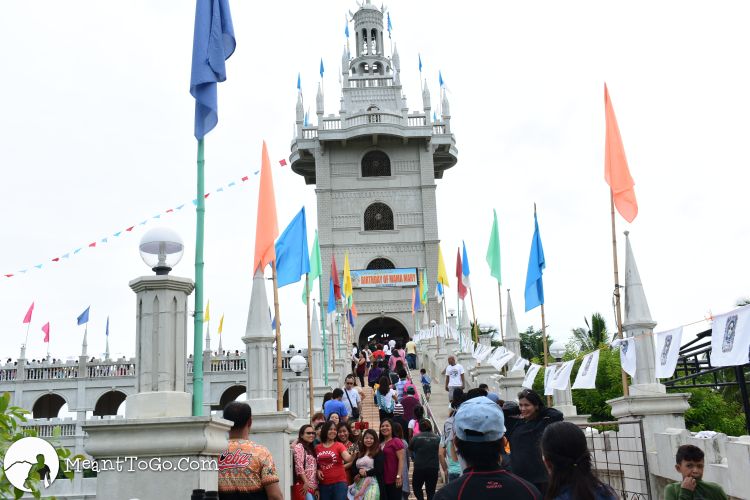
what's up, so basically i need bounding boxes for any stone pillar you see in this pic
[84,272,233,500]
[242,270,277,413]
[287,374,308,419]
[127,275,194,418]
[474,364,497,389]
[607,233,690,481]
[456,352,475,387]
[503,292,524,376]
[497,371,525,402]
[478,333,492,347]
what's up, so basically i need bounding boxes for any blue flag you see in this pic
[269,308,277,330]
[297,72,301,91]
[327,278,337,315]
[105,316,109,336]
[347,308,355,327]
[462,240,471,287]
[418,54,423,73]
[189,0,236,140]
[439,70,444,87]
[77,306,90,326]
[433,111,437,122]
[320,58,324,78]
[524,212,546,312]
[275,207,311,287]
[344,16,349,38]
[387,12,392,37]
[413,287,421,313]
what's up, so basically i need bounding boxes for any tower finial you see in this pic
[623,232,654,328]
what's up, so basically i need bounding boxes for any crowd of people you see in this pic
[215,338,729,500]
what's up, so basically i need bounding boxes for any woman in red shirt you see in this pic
[316,420,352,500]
[379,419,405,500]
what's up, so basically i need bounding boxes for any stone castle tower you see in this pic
[290,0,457,346]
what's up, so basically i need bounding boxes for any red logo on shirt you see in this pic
[218,449,251,470]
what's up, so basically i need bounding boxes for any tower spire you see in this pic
[623,231,654,328]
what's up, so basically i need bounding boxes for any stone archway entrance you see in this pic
[358,316,409,348]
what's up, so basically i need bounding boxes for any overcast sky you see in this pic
[2,1,749,363]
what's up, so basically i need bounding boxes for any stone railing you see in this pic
[1,358,137,381]
[87,361,136,378]
[0,366,17,381]
[347,77,394,88]
[346,111,404,127]
[297,110,449,141]
[187,351,303,374]
[22,417,80,438]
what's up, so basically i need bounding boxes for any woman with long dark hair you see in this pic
[541,422,617,500]
[375,376,396,422]
[349,429,384,499]
[316,420,353,500]
[504,388,563,494]
[378,420,405,500]
[292,424,318,500]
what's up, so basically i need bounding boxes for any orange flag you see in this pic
[604,84,638,223]
[253,141,279,272]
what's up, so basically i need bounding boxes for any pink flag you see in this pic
[42,322,50,343]
[23,302,34,324]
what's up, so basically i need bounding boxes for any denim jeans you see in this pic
[319,481,348,500]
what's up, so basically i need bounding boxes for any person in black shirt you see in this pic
[409,420,441,500]
[504,389,564,494]
[434,397,541,500]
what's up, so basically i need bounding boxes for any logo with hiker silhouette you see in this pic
[3,437,59,492]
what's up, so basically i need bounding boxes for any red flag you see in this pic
[51,257,60,262]
[604,83,638,223]
[42,322,50,343]
[23,302,34,324]
[331,255,342,301]
[279,159,287,167]
[89,242,97,248]
[126,226,135,232]
[253,141,279,272]
[455,249,467,300]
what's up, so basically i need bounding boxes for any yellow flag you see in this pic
[343,252,353,305]
[437,246,450,286]
[218,314,224,334]
[204,300,211,322]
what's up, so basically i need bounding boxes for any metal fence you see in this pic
[578,419,652,500]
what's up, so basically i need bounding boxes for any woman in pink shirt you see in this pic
[379,419,405,500]
[293,424,318,500]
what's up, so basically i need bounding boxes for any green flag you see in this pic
[486,209,502,283]
[303,230,322,303]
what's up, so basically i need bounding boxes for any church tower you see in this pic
[290,1,457,346]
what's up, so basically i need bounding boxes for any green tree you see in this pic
[570,313,610,352]
[0,392,78,499]
[520,326,554,363]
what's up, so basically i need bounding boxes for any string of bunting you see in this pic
[2,157,289,280]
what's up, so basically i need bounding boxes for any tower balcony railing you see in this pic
[347,76,394,88]
[186,351,305,374]
[22,417,79,437]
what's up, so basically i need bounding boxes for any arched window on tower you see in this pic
[367,258,395,270]
[370,29,378,55]
[361,29,368,55]
[361,150,390,177]
[364,203,394,231]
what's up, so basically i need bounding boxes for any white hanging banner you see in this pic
[490,350,515,371]
[572,350,600,389]
[551,360,575,390]
[711,307,750,367]
[522,363,542,389]
[612,337,636,377]
[654,327,683,378]
[511,357,530,372]
[544,364,558,396]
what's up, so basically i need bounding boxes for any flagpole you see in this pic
[610,190,630,397]
[468,288,479,343]
[497,283,505,343]
[305,274,315,419]
[193,138,205,416]
[318,278,329,385]
[23,323,31,352]
[540,303,551,406]
[271,259,284,411]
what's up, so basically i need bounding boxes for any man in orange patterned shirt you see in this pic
[219,402,283,500]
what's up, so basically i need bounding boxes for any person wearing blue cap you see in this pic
[434,397,541,500]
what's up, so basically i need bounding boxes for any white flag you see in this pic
[612,337,636,377]
[572,350,600,389]
[654,327,683,378]
[544,364,558,396]
[551,360,575,390]
[711,307,750,367]
[490,350,515,371]
[522,363,542,389]
[511,357,530,372]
